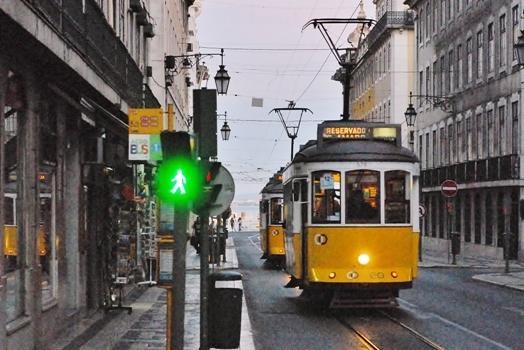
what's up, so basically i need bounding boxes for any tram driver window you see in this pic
[346,170,380,224]
[312,171,341,223]
[385,170,411,223]
[270,198,283,225]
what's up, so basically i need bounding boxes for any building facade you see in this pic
[0,1,196,349]
[348,0,415,148]
[405,0,523,262]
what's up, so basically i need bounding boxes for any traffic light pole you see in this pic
[199,211,210,350]
[169,205,189,350]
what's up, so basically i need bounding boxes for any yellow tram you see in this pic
[259,170,285,265]
[282,121,420,307]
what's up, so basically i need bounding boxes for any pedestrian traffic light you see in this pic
[155,131,202,206]
[206,161,223,203]
[193,160,223,213]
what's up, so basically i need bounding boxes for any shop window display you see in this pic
[3,70,24,321]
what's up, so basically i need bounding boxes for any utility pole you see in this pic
[156,131,199,349]
[170,205,188,350]
[199,212,210,350]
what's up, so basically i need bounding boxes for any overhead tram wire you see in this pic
[263,0,321,166]
[265,1,362,163]
[200,46,330,52]
[294,2,361,105]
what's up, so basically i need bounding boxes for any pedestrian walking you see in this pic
[230,216,235,231]
[238,217,243,232]
[190,217,200,254]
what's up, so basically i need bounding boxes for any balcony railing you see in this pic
[421,154,520,187]
[366,11,414,48]
[25,0,150,107]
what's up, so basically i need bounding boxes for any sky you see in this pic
[197,0,376,213]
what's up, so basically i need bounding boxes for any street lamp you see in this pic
[404,92,417,127]
[164,48,230,94]
[514,34,524,66]
[214,48,230,95]
[219,111,231,141]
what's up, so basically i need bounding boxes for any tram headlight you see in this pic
[328,272,336,279]
[357,254,370,265]
[271,230,279,236]
[391,271,398,278]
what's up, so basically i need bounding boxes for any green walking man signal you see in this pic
[155,131,202,206]
[171,169,187,195]
[155,131,227,213]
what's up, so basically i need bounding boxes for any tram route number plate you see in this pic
[320,174,334,189]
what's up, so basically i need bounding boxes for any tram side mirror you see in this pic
[282,220,287,229]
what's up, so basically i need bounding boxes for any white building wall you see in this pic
[348,0,415,148]
[149,0,193,131]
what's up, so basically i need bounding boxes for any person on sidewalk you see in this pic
[238,217,243,232]
[230,216,235,232]
[190,217,200,254]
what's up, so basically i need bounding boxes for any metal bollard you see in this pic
[450,232,460,265]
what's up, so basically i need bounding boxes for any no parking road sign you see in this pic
[441,179,458,198]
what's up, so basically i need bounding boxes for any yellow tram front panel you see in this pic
[306,226,418,284]
[267,225,285,256]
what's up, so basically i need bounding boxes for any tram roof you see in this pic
[292,139,419,163]
[260,169,284,194]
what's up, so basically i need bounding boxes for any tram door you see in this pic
[259,200,269,255]
[288,178,308,279]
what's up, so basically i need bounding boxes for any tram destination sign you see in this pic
[320,122,400,145]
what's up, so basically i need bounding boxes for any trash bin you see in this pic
[451,232,460,255]
[208,271,243,349]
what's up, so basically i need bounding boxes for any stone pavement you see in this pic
[419,248,524,292]
[48,237,255,350]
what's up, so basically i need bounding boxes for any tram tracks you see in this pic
[336,310,445,350]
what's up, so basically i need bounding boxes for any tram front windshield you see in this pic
[346,170,380,223]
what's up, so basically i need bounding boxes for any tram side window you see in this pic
[4,197,14,225]
[312,171,341,223]
[270,198,283,225]
[385,170,411,223]
[293,181,300,202]
[346,170,380,224]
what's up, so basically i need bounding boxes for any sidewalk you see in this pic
[48,237,255,350]
[419,248,524,292]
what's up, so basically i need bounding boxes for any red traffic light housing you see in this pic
[193,160,222,213]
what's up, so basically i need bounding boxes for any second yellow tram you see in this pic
[259,170,285,265]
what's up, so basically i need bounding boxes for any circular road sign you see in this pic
[441,179,458,198]
[419,204,426,218]
[207,165,235,217]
